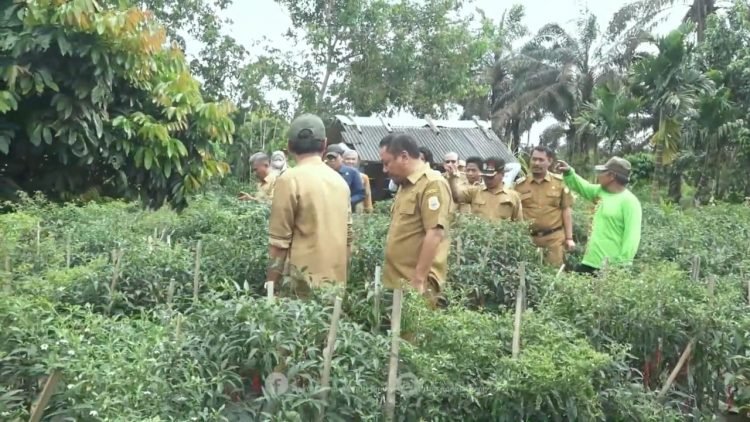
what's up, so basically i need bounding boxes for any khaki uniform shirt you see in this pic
[454,183,523,222]
[357,173,373,213]
[514,173,574,232]
[268,156,353,288]
[256,172,277,201]
[384,164,452,289]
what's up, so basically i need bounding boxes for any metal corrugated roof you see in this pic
[332,115,516,164]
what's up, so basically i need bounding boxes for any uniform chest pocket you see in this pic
[398,194,418,215]
[519,191,533,205]
[545,191,561,207]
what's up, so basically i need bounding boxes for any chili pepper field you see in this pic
[1,190,749,421]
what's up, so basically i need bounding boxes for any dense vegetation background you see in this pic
[2,0,750,421]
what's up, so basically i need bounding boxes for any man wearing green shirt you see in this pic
[556,157,642,274]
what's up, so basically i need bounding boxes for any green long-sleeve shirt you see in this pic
[563,169,642,269]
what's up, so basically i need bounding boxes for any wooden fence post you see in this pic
[28,369,62,422]
[384,289,403,422]
[192,240,202,303]
[65,232,71,268]
[316,296,344,422]
[691,255,701,281]
[512,263,526,359]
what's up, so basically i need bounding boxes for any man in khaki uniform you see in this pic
[514,146,575,267]
[343,149,373,213]
[448,157,522,222]
[267,114,353,298]
[380,133,452,307]
[457,156,483,214]
[239,153,277,202]
[441,151,468,213]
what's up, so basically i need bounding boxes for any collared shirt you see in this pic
[384,163,452,288]
[269,156,353,287]
[458,179,483,214]
[256,172,277,201]
[514,172,574,232]
[337,165,366,208]
[454,182,523,222]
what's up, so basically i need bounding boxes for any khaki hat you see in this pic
[594,156,631,178]
[288,113,326,142]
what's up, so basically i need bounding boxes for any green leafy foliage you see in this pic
[0,0,235,210]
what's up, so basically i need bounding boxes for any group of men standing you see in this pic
[257,113,643,304]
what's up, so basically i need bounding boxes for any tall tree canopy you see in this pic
[0,0,235,210]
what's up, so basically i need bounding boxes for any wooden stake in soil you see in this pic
[537,248,544,266]
[657,338,696,400]
[167,278,176,310]
[373,266,382,333]
[106,249,124,314]
[192,240,202,303]
[691,255,701,281]
[316,296,344,422]
[455,236,463,266]
[65,232,71,268]
[265,281,274,303]
[28,369,62,422]
[512,263,526,359]
[555,264,565,278]
[384,289,403,422]
[36,221,41,257]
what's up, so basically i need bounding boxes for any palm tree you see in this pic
[628,24,714,201]
[492,12,621,162]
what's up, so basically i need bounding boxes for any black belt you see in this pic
[531,226,562,237]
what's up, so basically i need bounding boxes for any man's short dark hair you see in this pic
[465,156,482,167]
[484,156,506,171]
[418,146,434,164]
[613,172,630,186]
[532,145,555,160]
[289,129,325,155]
[379,133,420,159]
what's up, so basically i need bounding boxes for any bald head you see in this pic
[343,149,359,167]
[443,151,458,166]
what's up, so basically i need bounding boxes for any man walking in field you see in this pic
[380,133,452,307]
[238,152,277,202]
[556,157,642,274]
[514,146,575,267]
[266,114,353,298]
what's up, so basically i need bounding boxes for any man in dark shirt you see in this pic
[325,144,365,208]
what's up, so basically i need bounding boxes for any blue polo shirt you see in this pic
[338,165,365,208]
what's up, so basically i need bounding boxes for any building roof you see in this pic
[328,115,517,164]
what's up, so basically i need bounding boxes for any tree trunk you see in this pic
[510,119,521,153]
[667,165,682,203]
[651,141,664,202]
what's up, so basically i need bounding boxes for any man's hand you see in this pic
[555,160,571,173]
[410,275,427,294]
[444,162,458,176]
[238,191,255,201]
[565,239,576,251]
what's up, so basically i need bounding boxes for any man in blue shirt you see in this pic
[325,144,365,208]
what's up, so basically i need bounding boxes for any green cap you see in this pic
[288,113,326,142]
[594,156,631,178]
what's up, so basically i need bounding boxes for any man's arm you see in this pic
[448,174,474,204]
[414,180,452,290]
[266,176,297,283]
[561,184,575,248]
[616,196,642,264]
[512,193,523,222]
[363,175,373,213]
[562,168,601,202]
[349,170,365,206]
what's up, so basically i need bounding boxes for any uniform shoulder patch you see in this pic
[427,195,440,211]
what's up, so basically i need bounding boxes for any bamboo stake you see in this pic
[555,264,565,278]
[266,281,274,303]
[192,240,202,303]
[373,266,381,333]
[384,289,403,422]
[456,236,463,266]
[537,248,544,266]
[36,221,41,257]
[167,278,176,310]
[691,255,701,281]
[657,338,696,400]
[106,249,123,314]
[746,278,749,305]
[512,263,526,358]
[28,369,62,422]
[65,232,71,268]
[316,296,344,422]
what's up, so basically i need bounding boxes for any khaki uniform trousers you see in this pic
[531,229,566,267]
